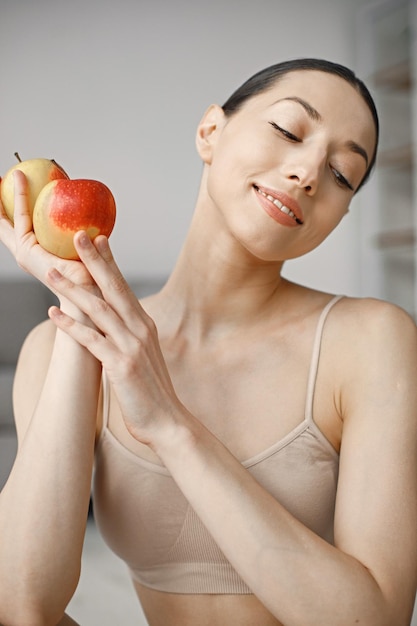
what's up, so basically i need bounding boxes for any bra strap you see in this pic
[304,295,344,423]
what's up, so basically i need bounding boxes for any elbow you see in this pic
[362,575,416,626]
[0,604,70,626]
[0,578,79,626]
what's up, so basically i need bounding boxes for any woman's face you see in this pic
[198,70,376,262]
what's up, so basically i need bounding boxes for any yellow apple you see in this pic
[33,178,117,260]
[0,153,69,222]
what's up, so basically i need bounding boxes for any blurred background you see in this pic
[2,0,415,297]
[0,0,416,623]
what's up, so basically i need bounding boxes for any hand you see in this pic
[46,232,183,447]
[0,170,99,309]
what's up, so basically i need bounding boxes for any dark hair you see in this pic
[222,58,379,192]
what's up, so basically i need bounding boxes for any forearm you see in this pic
[0,326,101,625]
[154,415,393,626]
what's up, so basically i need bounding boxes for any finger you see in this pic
[0,186,17,255]
[46,267,134,349]
[0,172,32,257]
[73,232,149,326]
[48,305,114,365]
[75,232,132,299]
[12,170,33,238]
[0,180,9,220]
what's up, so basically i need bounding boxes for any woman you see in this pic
[0,58,416,626]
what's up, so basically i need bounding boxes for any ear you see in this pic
[195,104,226,164]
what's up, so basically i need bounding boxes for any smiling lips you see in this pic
[254,184,304,226]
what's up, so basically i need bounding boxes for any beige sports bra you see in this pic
[92,295,342,594]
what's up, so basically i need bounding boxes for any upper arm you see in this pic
[334,299,417,620]
[12,319,57,444]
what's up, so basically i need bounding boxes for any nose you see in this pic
[288,172,315,194]
[284,146,326,195]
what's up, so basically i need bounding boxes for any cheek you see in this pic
[310,204,349,248]
[325,202,349,229]
[205,143,246,201]
[213,125,276,176]
[209,147,273,208]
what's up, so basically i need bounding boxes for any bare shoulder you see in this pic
[16,318,57,377]
[324,296,417,424]
[13,319,57,440]
[20,317,57,349]
[330,298,417,620]
[337,294,415,324]
[328,295,417,358]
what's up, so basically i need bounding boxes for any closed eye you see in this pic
[269,121,301,143]
[331,167,354,191]
[269,121,354,191]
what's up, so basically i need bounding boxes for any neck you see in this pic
[152,202,291,342]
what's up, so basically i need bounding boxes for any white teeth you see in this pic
[256,187,296,220]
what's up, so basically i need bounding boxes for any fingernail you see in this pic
[78,231,90,247]
[96,236,108,252]
[49,305,64,318]
[49,268,62,281]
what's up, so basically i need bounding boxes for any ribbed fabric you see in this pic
[93,295,342,594]
[133,506,251,593]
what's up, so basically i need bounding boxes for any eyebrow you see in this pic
[275,96,369,167]
[344,140,369,167]
[277,96,322,122]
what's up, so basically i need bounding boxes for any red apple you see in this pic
[0,153,69,222]
[33,179,116,260]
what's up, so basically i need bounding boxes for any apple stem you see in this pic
[51,159,70,179]
[14,152,22,163]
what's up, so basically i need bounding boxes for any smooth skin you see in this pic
[0,70,417,626]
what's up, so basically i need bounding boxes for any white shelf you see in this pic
[357,0,416,319]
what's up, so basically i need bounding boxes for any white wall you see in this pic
[0,0,370,295]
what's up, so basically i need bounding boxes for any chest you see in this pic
[166,335,311,454]
[105,323,340,464]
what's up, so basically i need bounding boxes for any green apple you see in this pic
[33,178,117,260]
[0,153,69,222]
